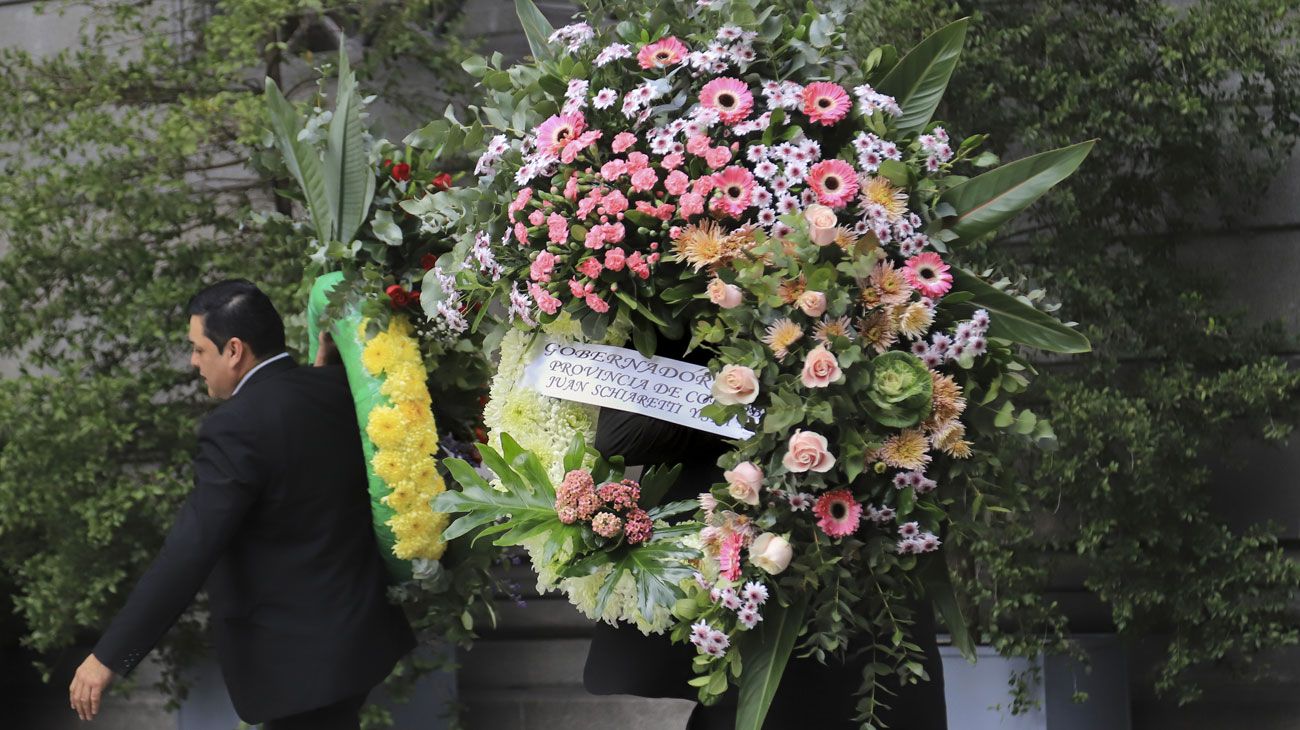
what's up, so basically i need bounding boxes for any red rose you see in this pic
[420,253,439,271]
[382,159,393,168]
[385,284,408,309]
[431,172,453,191]
[390,163,411,182]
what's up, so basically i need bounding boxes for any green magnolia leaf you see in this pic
[515,0,556,62]
[324,46,375,245]
[435,456,564,543]
[263,78,332,243]
[877,18,969,135]
[371,209,403,247]
[920,556,976,662]
[563,524,701,621]
[947,267,1091,353]
[736,592,812,730]
[939,140,1096,245]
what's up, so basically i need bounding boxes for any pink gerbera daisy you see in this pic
[719,530,745,581]
[637,36,689,69]
[903,252,953,298]
[534,112,586,156]
[713,166,756,218]
[807,159,860,209]
[699,77,754,125]
[813,489,863,538]
[802,82,851,126]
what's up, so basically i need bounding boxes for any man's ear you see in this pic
[225,336,248,364]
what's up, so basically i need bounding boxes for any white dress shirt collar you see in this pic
[232,352,291,396]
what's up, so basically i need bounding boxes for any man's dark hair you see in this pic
[186,279,286,359]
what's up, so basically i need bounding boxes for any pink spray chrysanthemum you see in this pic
[637,36,689,69]
[534,112,587,156]
[903,252,953,298]
[813,489,863,538]
[699,77,754,125]
[807,159,860,209]
[713,166,756,218]
[802,82,852,126]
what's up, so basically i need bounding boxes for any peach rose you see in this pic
[782,429,836,473]
[707,278,744,309]
[797,290,827,317]
[723,461,764,506]
[711,364,759,405]
[804,203,838,246]
[800,345,842,388]
[749,532,793,574]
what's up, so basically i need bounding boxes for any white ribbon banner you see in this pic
[520,337,754,439]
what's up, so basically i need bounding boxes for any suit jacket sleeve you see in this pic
[92,410,262,676]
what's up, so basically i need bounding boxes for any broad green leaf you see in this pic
[735,592,812,730]
[515,0,555,62]
[324,46,375,245]
[371,209,402,247]
[263,78,332,243]
[938,140,1095,245]
[877,18,969,136]
[946,267,1091,353]
[920,556,976,662]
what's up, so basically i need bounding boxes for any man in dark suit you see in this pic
[68,280,414,729]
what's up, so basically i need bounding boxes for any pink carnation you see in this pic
[626,251,651,279]
[612,131,638,153]
[604,247,627,271]
[600,222,626,244]
[686,135,712,156]
[678,192,705,217]
[529,251,556,282]
[603,190,629,214]
[585,293,610,313]
[665,170,690,196]
[568,278,587,298]
[630,167,659,192]
[661,153,684,170]
[578,257,603,278]
[600,159,628,181]
[547,212,569,243]
[626,152,651,173]
[584,224,606,249]
[514,222,530,245]
[563,173,579,201]
[529,283,562,314]
[705,146,733,170]
[508,187,533,222]
[528,209,545,226]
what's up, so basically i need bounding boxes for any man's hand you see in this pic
[69,653,115,721]
[314,331,342,367]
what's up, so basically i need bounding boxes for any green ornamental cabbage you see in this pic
[863,351,933,428]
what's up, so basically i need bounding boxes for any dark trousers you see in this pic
[262,691,368,730]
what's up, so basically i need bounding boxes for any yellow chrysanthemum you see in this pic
[361,331,399,375]
[860,176,909,221]
[877,428,932,470]
[408,457,442,490]
[761,318,804,361]
[397,400,437,430]
[372,450,412,485]
[384,482,422,513]
[380,362,432,405]
[366,406,407,450]
[387,316,415,338]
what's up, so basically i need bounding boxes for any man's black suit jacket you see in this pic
[93,358,415,723]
